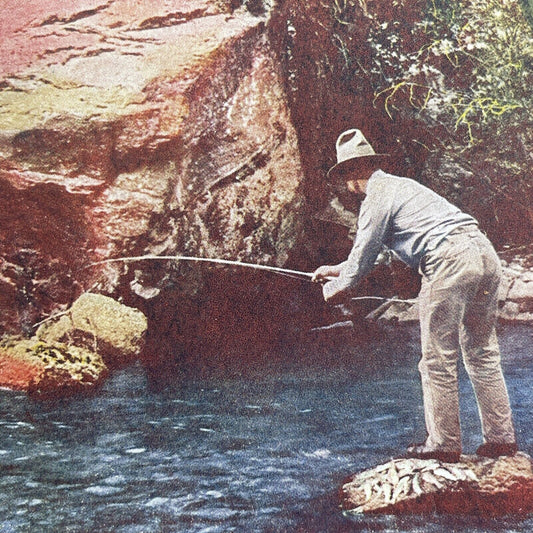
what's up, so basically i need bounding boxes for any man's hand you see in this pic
[311,264,343,283]
[312,263,351,304]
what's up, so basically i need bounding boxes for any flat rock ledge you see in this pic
[0,293,147,399]
[341,453,533,516]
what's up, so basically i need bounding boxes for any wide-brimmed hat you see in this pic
[327,129,390,180]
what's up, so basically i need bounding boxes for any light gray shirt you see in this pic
[324,170,478,301]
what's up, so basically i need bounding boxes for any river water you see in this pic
[0,324,532,533]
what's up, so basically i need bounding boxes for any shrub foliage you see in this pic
[326,0,533,246]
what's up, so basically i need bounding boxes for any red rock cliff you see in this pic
[0,1,316,361]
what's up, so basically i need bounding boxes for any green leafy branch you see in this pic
[373,82,432,119]
[452,96,523,144]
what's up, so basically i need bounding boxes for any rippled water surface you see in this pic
[1,325,532,532]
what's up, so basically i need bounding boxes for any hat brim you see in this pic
[327,154,391,180]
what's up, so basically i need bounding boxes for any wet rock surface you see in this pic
[0,337,107,399]
[36,292,148,367]
[499,252,533,322]
[341,452,533,516]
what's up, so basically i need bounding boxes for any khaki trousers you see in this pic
[418,228,515,451]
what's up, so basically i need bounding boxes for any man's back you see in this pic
[362,171,478,269]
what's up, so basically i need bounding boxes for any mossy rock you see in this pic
[0,337,108,399]
[37,293,148,367]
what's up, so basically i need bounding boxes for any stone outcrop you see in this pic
[0,337,108,399]
[499,252,533,322]
[0,0,310,360]
[0,293,147,398]
[364,250,533,325]
[341,452,533,516]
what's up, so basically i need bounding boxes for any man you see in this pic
[313,128,517,463]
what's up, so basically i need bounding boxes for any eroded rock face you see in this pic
[0,1,310,357]
[341,453,533,516]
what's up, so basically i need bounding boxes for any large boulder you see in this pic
[0,293,147,398]
[36,292,148,367]
[0,1,310,358]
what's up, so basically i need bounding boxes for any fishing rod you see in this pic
[35,256,416,329]
[87,256,418,303]
[86,255,315,281]
[351,296,415,303]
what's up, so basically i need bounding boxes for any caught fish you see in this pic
[434,467,459,482]
[396,462,415,477]
[362,481,373,502]
[463,468,480,482]
[447,465,468,481]
[374,463,391,474]
[388,462,400,485]
[411,473,423,496]
[382,482,393,503]
[391,475,411,503]
[421,470,444,490]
